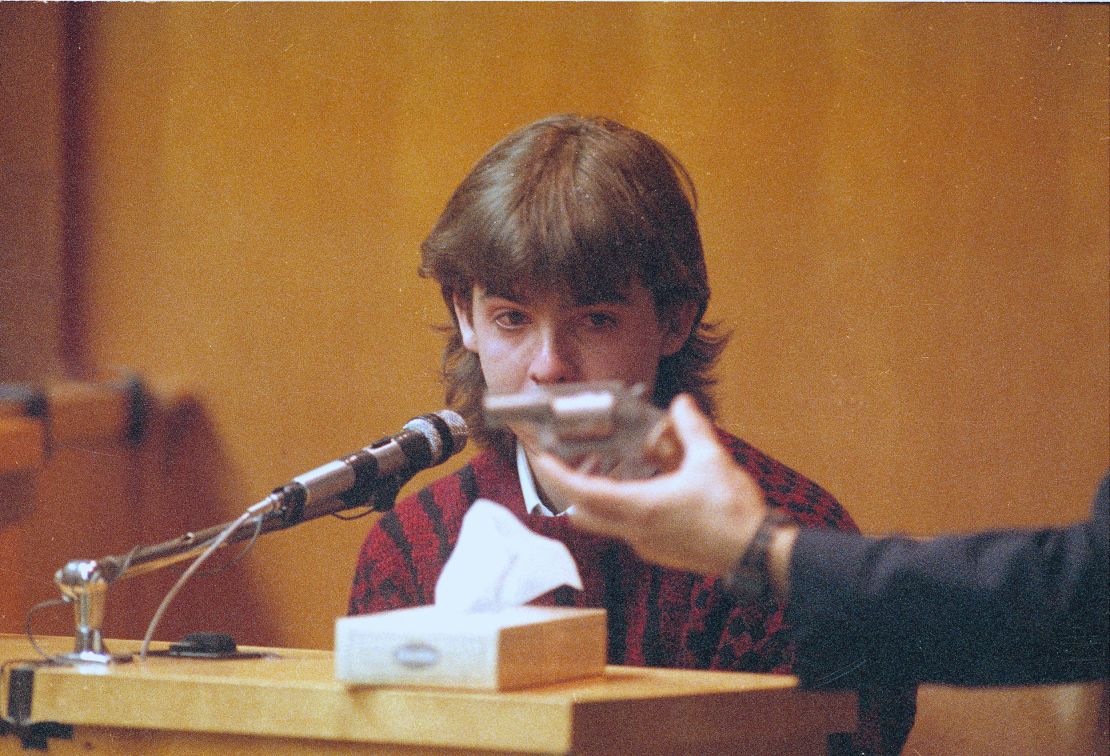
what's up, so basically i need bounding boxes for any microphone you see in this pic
[268,409,468,526]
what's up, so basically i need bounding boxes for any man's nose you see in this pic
[527,328,578,385]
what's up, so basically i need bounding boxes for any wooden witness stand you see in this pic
[1,635,856,754]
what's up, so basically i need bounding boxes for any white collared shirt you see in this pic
[516,441,569,517]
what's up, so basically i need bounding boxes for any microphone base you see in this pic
[54,650,134,665]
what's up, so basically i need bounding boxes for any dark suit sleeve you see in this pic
[786,474,1109,688]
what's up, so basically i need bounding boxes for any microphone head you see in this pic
[404,409,468,463]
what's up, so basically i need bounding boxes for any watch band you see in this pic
[722,510,788,602]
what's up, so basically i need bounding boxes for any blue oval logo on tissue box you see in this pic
[393,641,441,669]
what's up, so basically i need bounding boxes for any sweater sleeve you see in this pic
[787,474,1110,688]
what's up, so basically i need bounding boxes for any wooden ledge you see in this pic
[0,417,44,475]
[0,376,175,477]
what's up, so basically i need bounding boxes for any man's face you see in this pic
[454,280,692,406]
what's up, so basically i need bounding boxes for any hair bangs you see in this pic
[472,159,644,303]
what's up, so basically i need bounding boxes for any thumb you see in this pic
[668,394,719,457]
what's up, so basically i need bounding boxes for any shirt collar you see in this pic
[516,441,563,517]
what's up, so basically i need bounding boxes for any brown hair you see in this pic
[421,114,729,454]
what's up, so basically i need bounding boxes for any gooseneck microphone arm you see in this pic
[52,410,468,664]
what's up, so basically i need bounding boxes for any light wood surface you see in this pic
[1,635,856,754]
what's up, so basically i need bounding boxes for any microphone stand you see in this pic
[52,475,405,664]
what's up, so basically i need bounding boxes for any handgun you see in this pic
[482,381,680,479]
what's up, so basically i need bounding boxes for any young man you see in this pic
[349,114,915,753]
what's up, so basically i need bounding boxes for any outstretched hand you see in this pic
[533,394,771,577]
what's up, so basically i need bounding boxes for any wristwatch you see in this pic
[722,510,787,602]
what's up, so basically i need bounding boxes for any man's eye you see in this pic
[493,310,529,328]
[584,312,618,329]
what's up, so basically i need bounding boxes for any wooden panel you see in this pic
[47,381,132,444]
[0,2,65,381]
[910,683,1109,756]
[0,728,475,756]
[0,379,139,458]
[1,635,856,755]
[0,379,142,477]
[0,418,43,476]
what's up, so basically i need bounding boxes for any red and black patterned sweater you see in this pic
[349,432,916,754]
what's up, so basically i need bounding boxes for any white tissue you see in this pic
[434,499,583,612]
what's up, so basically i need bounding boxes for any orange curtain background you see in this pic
[2,4,1107,753]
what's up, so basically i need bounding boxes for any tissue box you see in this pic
[335,605,606,690]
